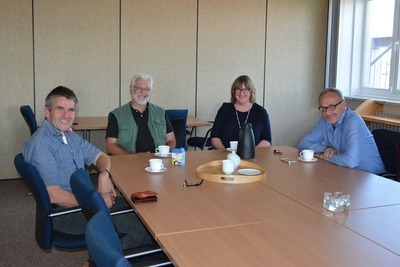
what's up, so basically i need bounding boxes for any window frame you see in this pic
[326,0,400,102]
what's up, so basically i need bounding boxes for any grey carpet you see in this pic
[0,179,88,267]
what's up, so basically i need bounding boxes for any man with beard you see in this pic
[298,88,385,174]
[106,73,176,154]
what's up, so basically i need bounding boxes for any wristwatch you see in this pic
[99,169,110,175]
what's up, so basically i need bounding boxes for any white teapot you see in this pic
[227,150,241,169]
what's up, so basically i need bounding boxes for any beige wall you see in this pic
[266,0,327,145]
[1,0,34,179]
[1,0,328,179]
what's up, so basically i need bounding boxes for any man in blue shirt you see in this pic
[298,88,385,174]
[23,86,153,248]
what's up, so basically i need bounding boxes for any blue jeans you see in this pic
[52,195,154,250]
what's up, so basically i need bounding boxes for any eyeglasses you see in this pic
[318,100,343,112]
[235,88,250,94]
[132,86,151,93]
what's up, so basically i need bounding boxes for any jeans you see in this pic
[53,195,154,250]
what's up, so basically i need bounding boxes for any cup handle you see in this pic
[299,152,303,157]
[156,148,160,153]
[160,163,164,169]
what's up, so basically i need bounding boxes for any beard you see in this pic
[132,93,150,106]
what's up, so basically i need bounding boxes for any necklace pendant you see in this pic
[235,106,251,129]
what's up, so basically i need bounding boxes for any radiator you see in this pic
[368,112,400,132]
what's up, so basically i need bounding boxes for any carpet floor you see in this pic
[0,179,88,267]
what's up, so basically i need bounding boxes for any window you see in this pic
[327,0,400,101]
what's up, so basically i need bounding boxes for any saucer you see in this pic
[298,157,318,162]
[238,168,261,175]
[145,167,167,173]
[155,153,172,158]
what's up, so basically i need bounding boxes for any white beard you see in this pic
[132,93,150,106]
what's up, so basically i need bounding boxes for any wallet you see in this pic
[131,190,158,203]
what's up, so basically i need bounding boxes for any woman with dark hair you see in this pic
[210,75,272,150]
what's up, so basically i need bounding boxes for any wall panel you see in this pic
[265,0,328,146]
[120,0,197,112]
[34,0,120,121]
[197,0,267,126]
[0,0,33,179]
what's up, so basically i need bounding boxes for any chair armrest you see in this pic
[49,207,82,218]
[381,173,397,180]
[123,243,162,259]
[110,207,134,216]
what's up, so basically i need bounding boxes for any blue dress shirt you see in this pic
[22,120,99,191]
[298,108,385,174]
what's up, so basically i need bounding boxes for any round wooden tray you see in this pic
[196,160,266,184]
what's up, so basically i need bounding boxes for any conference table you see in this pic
[109,146,400,266]
[73,115,211,140]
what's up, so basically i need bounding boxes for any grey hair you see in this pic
[45,86,78,109]
[130,73,154,89]
[319,88,344,102]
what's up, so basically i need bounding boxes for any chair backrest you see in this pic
[372,129,400,174]
[170,118,186,148]
[86,211,130,267]
[20,105,38,135]
[165,109,188,149]
[396,141,400,182]
[14,153,86,250]
[14,153,53,249]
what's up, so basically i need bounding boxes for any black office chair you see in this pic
[70,168,172,266]
[14,153,86,251]
[165,109,188,149]
[20,105,38,135]
[396,142,400,182]
[372,129,400,181]
[187,127,213,150]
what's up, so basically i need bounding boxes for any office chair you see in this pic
[165,109,188,149]
[187,126,213,150]
[13,153,86,251]
[372,129,400,181]
[396,142,400,182]
[20,105,38,135]
[70,169,172,266]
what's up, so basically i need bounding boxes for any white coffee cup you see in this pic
[149,158,164,171]
[300,149,314,161]
[156,145,170,156]
[230,141,238,151]
[222,159,235,174]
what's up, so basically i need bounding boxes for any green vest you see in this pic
[111,102,166,153]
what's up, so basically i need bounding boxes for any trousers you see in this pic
[52,195,154,250]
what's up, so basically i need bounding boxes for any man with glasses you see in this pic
[106,73,176,154]
[298,88,385,174]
